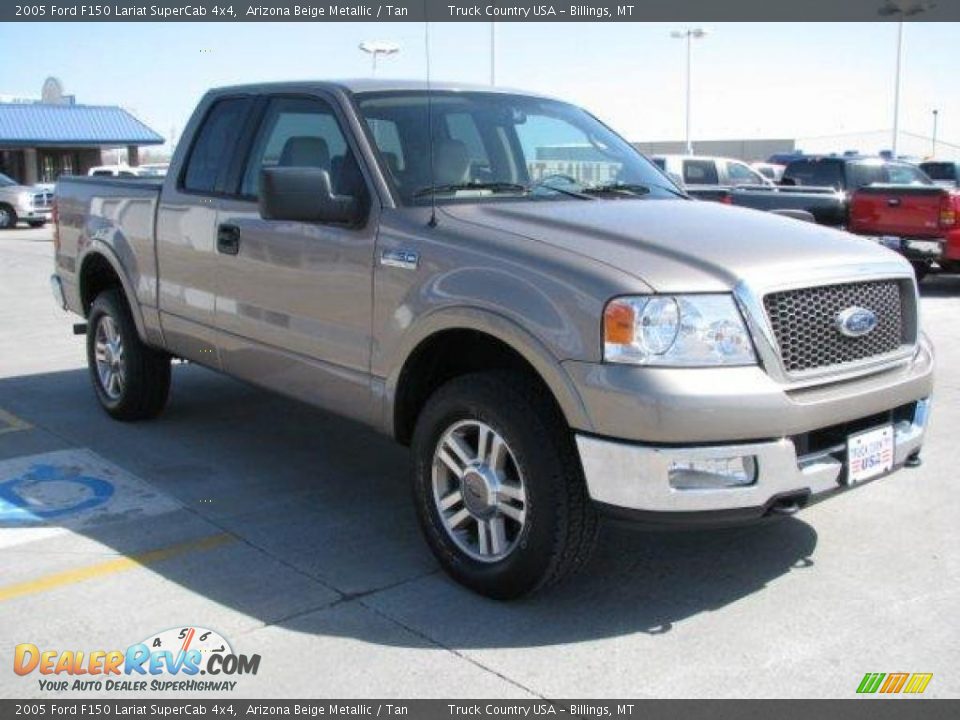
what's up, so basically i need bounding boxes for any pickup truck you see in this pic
[651,154,847,225]
[0,172,52,229]
[52,81,934,599]
[848,184,954,280]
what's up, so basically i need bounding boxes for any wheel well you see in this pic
[80,254,123,316]
[393,329,561,445]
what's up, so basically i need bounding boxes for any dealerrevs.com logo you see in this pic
[13,626,261,693]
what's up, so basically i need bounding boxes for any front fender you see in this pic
[382,305,595,438]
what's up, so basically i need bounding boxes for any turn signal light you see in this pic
[603,300,635,345]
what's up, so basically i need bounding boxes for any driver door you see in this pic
[214,94,379,425]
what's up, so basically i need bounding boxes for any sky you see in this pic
[2,21,958,159]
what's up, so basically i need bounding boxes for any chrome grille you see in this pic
[763,280,904,373]
[31,192,53,209]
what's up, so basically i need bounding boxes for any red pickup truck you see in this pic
[848,184,955,281]
[940,192,960,274]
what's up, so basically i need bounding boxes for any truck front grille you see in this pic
[763,280,906,374]
[31,192,53,209]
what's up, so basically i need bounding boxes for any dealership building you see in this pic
[0,78,163,184]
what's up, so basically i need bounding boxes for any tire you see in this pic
[411,371,598,600]
[0,204,16,230]
[911,261,930,283]
[86,289,171,420]
[27,221,46,228]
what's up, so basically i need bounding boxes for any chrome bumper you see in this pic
[577,398,930,515]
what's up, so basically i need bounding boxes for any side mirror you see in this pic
[259,166,363,225]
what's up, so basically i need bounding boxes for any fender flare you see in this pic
[383,305,595,438]
[77,242,149,343]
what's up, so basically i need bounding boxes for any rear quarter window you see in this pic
[682,159,719,185]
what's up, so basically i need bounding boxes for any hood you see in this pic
[442,198,907,293]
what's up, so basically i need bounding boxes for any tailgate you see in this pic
[848,185,947,238]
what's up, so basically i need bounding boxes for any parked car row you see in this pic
[653,152,958,280]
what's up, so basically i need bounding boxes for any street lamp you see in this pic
[359,41,400,77]
[878,1,935,157]
[670,27,709,155]
[490,22,496,86]
[930,109,939,157]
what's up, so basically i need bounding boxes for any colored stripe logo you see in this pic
[857,672,933,694]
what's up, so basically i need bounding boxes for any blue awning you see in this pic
[0,103,164,147]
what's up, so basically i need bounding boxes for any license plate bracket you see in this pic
[846,425,894,485]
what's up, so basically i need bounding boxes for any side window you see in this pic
[885,164,931,186]
[241,96,362,199]
[183,97,253,193]
[727,161,763,185]
[683,160,719,185]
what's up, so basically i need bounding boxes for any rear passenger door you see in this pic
[213,94,380,425]
[156,95,256,365]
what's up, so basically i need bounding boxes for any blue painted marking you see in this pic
[0,464,115,523]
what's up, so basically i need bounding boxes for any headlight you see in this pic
[603,294,756,366]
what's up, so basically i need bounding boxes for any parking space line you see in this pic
[0,408,32,435]
[0,532,233,603]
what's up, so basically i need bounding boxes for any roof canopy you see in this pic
[0,103,163,147]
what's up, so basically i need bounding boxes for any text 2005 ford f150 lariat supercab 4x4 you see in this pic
[51,81,934,599]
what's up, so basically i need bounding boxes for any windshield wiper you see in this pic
[527,179,593,200]
[582,182,688,199]
[413,182,528,198]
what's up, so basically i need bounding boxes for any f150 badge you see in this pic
[835,306,878,338]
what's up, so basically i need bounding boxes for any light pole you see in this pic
[490,22,496,86]
[670,28,709,155]
[931,109,939,157]
[359,41,400,77]
[878,1,935,157]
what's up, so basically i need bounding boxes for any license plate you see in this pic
[847,425,894,485]
[904,239,942,256]
[867,236,902,250]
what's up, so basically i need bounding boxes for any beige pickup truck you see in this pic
[52,81,933,598]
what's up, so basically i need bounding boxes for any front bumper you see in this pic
[577,397,929,523]
[862,235,944,262]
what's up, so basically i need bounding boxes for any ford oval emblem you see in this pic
[835,307,878,338]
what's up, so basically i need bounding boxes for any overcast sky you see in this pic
[2,21,957,158]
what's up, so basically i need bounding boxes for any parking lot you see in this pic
[1,224,958,699]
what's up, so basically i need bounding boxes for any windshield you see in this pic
[0,173,17,188]
[355,91,681,204]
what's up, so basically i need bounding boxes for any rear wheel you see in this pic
[411,371,598,599]
[27,221,45,228]
[0,204,16,229]
[86,289,171,420]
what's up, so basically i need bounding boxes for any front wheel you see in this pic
[411,371,598,599]
[0,204,17,229]
[86,289,171,420]
[911,261,930,283]
[27,221,46,228]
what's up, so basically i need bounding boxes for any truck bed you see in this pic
[686,183,847,226]
[54,175,164,319]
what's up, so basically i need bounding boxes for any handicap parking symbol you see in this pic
[0,464,115,523]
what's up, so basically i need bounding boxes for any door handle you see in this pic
[217,224,241,255]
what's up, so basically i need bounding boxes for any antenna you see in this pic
[424,13,438,227]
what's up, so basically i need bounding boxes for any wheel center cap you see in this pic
[461,467,496,517]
